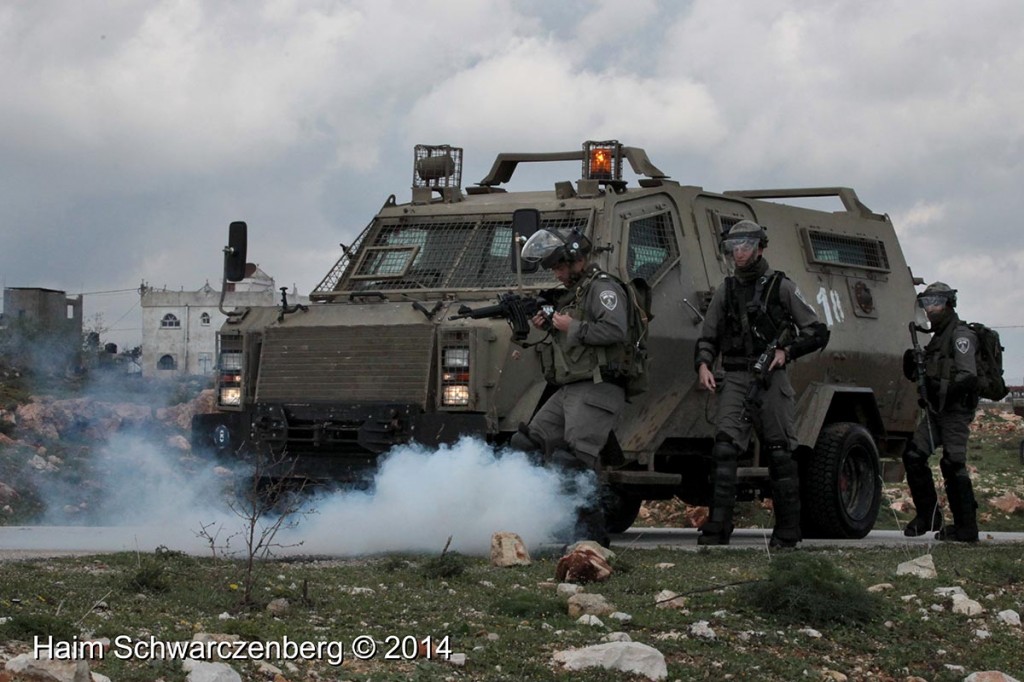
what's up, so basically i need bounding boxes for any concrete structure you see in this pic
[140,267,307,378]
[1,287,84,371]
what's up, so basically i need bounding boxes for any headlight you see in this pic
[442,384,470,406]
[219,387,242,406]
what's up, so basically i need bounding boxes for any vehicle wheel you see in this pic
[603,488,643,533]
[801,422,882,539]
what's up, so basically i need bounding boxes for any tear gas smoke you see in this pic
[20,434,592,557]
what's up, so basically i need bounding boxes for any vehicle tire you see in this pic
[800,422,882,539]
[603,488,643,533]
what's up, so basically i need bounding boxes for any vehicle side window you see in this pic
[626,212,678,283]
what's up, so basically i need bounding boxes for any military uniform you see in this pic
[902,288,980,542]
[694,257,829,547]
[524,264,629,467]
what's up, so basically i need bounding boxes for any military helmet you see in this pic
[721,220,768,255]
[917,281,957,309]
[521,228,593,269]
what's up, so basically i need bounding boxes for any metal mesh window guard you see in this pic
[312,212,590,296]
[626,212,678,283]
[806,229,890,271]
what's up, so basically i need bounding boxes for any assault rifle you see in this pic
[449,292,556,342]
[741,326,790,424]
[909,322,936,451]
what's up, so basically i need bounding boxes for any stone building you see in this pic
[140,267,306,378]
[1,287,84,372]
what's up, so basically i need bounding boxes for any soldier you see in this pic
[901,282,980,542]
[508,226,632,547]
[694,221,830,547]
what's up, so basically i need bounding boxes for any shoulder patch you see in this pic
[599,290,618,311]
[955,337,971,355]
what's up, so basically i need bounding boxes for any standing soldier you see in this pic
[694,221,830,547]
[508,226,633,547]
[901,282,980,542]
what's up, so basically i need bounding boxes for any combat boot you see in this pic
[698,440,740,546]
[768,448,802,549]
[902,446,943,536]
[935,459,978,543]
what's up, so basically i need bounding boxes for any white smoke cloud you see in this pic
[22,435,588,557]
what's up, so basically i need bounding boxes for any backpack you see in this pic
[620,275,653,398]
[963,322,1008,401]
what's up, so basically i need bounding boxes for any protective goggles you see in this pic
[916,294,949,308]
[722,237,760,254]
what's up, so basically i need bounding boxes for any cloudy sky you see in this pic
[1,0,1021,383]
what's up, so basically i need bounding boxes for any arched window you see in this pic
[157,354,177,370]
[200,312,211,326]
[161,313,181,328]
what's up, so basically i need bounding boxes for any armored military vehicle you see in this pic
[193,141,923,538]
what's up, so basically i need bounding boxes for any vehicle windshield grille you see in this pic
[313,213,589,294]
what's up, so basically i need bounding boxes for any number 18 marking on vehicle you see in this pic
[816,286,845,327]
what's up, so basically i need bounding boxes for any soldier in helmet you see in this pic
[508,227,631,547]
[694,221,830,547]
[901,282,980,542]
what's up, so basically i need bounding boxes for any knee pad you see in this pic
[768,448,798,480]
[712,439,739,463]
[902,443,929,468]
[939,457,968,481]
[509,427,541,454]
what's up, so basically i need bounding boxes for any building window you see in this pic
[161,313,181,328]
[198,352,213,374]
[157,354,177,370]
[200,312,211,326]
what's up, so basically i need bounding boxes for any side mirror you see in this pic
[511,208,540,274]
[224,221,248,282]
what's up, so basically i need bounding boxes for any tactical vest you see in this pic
[719,270,792,362]
[539,268,631,386]
[924,318,960,382]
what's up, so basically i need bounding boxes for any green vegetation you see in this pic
[0,545,1021,681]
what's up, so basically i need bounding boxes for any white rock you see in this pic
[935,586,968,598]
[447,653,467,666]
[964,672,1021,682]
[798,628,822,638]
[867,582,894,593]
[655,563,675,570]
[609,611,633,623]
[217,612,233,621]
[602,632,632,643]
[689,620,716,640]
[896,554,937,579]
[951,594,985,617]
[266,598,290,616]
[654,589,685,610]
[557,582,584,598]
[181,659,242,682]
[974,629,991,639]
[567,593,616,618]
[552,642,667,681]
[996,609,1021,627]
[565,540,616,562]
[577,614,605,627]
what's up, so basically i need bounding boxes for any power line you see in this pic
[76,288,139,296]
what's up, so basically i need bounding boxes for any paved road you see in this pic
[614,527,1024,550]
[1,525,1022,560]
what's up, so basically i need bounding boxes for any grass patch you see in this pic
[1,545,1021,680]
[742,552,882,626]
